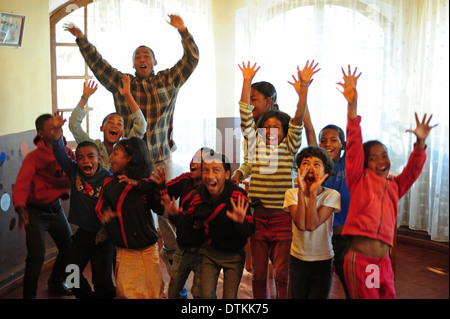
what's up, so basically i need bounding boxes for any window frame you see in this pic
[50,0,93,148]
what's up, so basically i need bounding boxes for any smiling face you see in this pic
[202,159,230,201]
[319,128,344,162]
[76,145,100,177]
[101,114,125,146]
[109,144,130,175]
[299,156,326,187]
[366,143,391,179]
[133,46,156,78]
[250,88,271,119]
[263,116,284,145]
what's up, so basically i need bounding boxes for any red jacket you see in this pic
[342,116,426,247]
[12,135,75,209]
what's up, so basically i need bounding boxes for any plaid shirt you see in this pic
[76,30,199,162]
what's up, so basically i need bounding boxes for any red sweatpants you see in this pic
[344,249,396,299]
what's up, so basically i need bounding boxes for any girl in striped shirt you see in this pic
[238,60,320,299]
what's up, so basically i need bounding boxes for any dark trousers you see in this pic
[23,201,72,299]
[288,255,333,299]
[332,234,352,299]
[67,228,116,299]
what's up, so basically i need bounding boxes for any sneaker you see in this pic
[179,286,188,299]
[48,281,73,296]
[159,248,173,277]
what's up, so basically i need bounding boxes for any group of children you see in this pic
[12,58,435,299]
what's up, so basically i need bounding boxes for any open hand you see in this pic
[150,167,166,185]
[118,75,131,97]
[238,61,261,82]
[406,113,438,148]
[83,80,98,99]
[161,193,182,216]
[337,65,361,104]
[226,194,249,223]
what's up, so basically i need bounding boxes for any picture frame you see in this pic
[0,12,25,48]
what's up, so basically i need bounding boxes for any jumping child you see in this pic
[339,65,436,299]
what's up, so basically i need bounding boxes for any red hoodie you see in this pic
[342,116,427,247]
[12,135,75,209]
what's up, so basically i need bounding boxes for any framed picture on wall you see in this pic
[0,12,25,48]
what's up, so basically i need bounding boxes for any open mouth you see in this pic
[205,181,218,192]
[306,176,316,183]
[82,165,94,175]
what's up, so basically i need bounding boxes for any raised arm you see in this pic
[405,113,437,150]
[68,81,97,144]
[337,65,361,119]
[238,61,261,105]
[289,60,321,126]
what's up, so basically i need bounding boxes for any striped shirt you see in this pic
[239,101,303,209]
[76,30,199,162]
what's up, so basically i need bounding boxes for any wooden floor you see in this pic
[1,240,448,300]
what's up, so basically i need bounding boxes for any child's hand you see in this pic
[52,111,66,140]
[238,61,261,82]
[83,80,98,99]
[226,194,249,224]
[337,65,361,105]
[297,167,308,193]
[53,111,66,129]
[161,193,182,216]
[95,227,108,245]
[118,175,138,186]
[310,169,329,195]
[100,207,118,224]
[406,113,438,149]
[16,206,29,232]
[118,74,131,97]
[150,167,166,185]
[298,60,321,85]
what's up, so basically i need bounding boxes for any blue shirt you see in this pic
[325,156,350,227]
[53,137,112,232]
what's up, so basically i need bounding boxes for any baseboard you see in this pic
[0,257,56,299]
[397,227,449,254]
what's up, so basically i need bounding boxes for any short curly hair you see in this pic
[295,146,334,180]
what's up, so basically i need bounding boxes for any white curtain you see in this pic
[237,0,449,242]
[88,0,216,172]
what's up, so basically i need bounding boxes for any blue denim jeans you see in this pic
[168,246,202,299]
[200,245,246,299]
[67,227,116,299]
[23,200,72,298]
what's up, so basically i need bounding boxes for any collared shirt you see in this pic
[76,30,199,162]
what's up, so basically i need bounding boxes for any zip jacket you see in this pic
[342,116,427,247]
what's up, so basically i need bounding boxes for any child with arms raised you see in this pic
[163,151,254,299]
[52,112,115,299]
[239,60,320,299]
[340,66,436,299]
[283,146,340,298]
[69,76,146,169]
